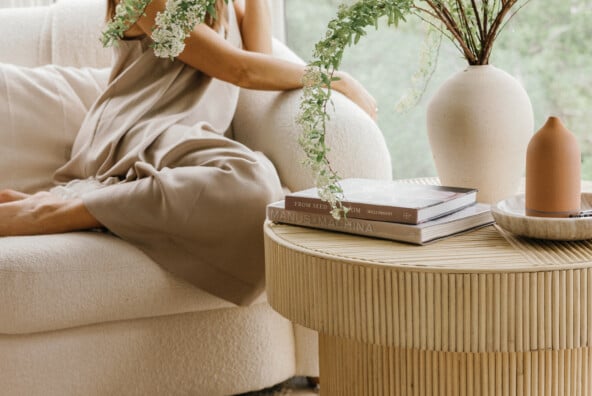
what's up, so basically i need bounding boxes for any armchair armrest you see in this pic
[232,40,393,192]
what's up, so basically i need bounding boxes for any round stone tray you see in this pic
[492,193,592,240]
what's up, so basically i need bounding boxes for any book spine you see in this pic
[267,206,421,244]
[284,196,420,224]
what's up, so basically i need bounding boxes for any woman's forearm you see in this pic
[232,53,377,118]
[235,56,377,119]
[240,0,273,53]
[133,0,376,117]
[234,51,305,90]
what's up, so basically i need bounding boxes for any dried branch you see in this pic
[495,0,532,40]
[417,0,527,65]
[481,0,517,63]
[455,0,479,58]
[470,0,484,42]
[412,6,465,56]
[422,0,479,63]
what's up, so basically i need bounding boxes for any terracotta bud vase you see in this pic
[525,116,581,217]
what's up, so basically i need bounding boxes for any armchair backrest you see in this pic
[0,0,110,68]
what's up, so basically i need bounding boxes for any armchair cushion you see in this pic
[0,231,241,335]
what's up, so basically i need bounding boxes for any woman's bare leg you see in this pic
[0,189,102,236]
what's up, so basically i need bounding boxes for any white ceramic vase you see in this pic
[426,65,534,204]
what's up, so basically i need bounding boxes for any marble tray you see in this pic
[492,193,592,240]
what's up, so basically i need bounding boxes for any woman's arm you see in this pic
[134,0,376,118]
[134,0,300,90]
[234,0,272,54]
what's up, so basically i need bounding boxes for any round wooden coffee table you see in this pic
[265,220,592,395]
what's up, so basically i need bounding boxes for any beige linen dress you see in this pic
[53,6,283,306]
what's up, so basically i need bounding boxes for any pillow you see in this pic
[0,64,108,193]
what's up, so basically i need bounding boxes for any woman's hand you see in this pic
[332,71,378,121]
[0,190,101,236]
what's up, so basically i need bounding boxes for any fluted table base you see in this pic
[320,334,592,396]
[264,213,592,396]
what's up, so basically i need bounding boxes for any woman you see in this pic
[0,0,377,304]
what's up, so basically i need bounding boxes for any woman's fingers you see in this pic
[0,189,29,204]
[364,96,378,121]
[351,85,378,121]
[333,71,378,121]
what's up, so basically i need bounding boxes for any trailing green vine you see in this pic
[297,0,527,219]
[297,0,414,219]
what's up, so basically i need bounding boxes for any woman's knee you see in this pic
[246,157,283,205]
[220,160,282,223]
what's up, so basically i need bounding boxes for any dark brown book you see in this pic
[284,178,478,224]
[267,201,493,245]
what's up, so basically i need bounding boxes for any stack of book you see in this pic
[266,178,494,245]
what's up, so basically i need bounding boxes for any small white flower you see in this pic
[150,0,213,58]
[103,0,216,59]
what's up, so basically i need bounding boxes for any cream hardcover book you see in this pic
[284,178,477,224]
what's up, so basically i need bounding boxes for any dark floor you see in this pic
[236,377,319,395]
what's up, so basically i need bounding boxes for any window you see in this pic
[286,0,592,180]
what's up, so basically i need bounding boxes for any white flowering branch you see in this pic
[101,0,152,48]
[151,0,219,59]
[102,0,223,59]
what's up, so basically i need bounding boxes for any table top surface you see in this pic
[266,179,592,274]
[265,220,592,273]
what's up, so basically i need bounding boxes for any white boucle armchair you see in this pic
[0,1,392,395]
